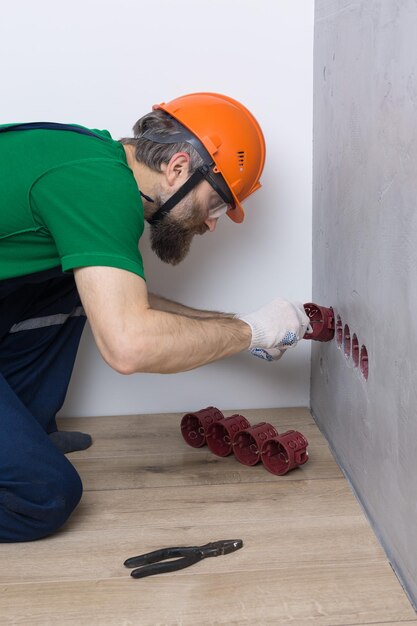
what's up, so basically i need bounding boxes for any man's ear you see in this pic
[164,152,191,187]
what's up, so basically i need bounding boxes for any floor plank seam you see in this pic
[80,477,346,493]
[338,620,417,626]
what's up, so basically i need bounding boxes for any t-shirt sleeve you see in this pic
[30,159,145,279]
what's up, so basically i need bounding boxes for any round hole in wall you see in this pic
[344,324,351,359]
[352,334,359,367]
[336,316,343,346]
[360,345,369,381]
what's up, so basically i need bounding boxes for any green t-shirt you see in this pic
[0,123,145,281]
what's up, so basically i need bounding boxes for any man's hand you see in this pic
[237,298,310,350]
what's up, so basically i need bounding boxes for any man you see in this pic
[0,92,309,542]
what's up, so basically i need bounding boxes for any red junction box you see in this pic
[180,407,224,448]
[261,430,309,475]
[232,422,279,466]
[303,302,335,342]
[206,414,251,457]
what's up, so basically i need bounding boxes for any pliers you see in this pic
[124,539,243,579]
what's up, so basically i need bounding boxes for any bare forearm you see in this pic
[148,292,234,319]
[118,309,251,374]
[74,267,250,375]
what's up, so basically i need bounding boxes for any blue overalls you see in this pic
[0,123,104,542]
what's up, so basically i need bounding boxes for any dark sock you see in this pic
[49,431,93,454]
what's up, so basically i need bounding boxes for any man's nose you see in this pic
[205,218,218,232]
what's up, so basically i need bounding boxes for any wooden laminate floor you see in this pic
[1,407,415,626]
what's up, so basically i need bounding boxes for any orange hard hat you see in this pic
[153,92,266,223]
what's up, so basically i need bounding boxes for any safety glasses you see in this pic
[208,203,228,220]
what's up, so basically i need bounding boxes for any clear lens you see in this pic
[208,204,228,219]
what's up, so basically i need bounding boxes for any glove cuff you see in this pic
[238,315,267,349]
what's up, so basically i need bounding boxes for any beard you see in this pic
[149,214,208,265]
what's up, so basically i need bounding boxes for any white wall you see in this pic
[1,0,314,415]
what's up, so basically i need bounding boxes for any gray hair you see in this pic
[119,109,204,173]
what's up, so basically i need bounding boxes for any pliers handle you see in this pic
[124,539,243,579]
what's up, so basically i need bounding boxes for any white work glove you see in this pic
[237,298,311,351]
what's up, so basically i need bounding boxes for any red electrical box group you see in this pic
[181,407,309,476]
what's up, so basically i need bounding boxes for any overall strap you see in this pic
[0,122,105,140]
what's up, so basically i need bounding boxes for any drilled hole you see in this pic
[352,334,359,367]
[336,316,343,346]
[344,324,351,359]
[360,345,369,380]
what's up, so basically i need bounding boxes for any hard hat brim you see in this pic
[227,200,244,223]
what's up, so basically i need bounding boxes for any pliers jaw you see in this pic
[199,539,243,557]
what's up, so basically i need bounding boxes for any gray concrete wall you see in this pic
[312,0,417,608]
